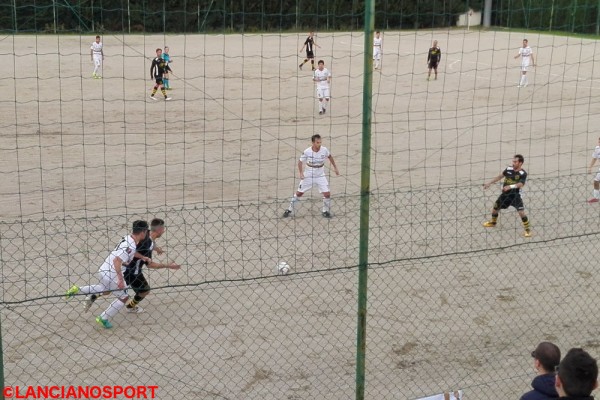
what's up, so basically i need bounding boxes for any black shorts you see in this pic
[494,192,525,211]
[155,77,164,85]
[306,51,314,59]
[428,61,439,69]
[124,272,151,294]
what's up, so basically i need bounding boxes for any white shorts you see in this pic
[520,62,530,72]
[98,268,128,298]
[93,55,102,67]
[594,169,600,182]
[316,87,330,99]
[373,47,381,60]
[298,173,330,194]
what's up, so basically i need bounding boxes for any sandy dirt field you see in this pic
[1,30,600,399]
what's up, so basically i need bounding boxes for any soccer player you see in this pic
[514,39,535,88]
[373,31,382,69]
[282,134,340,218]
[122,218,180,313]
[65,220,149,329]
[90,35,104,79]
[313,60,332,115]
[299,31,320,71]
[150,48,172,101]
[482,154,532,237]
[587,137,600,203]
[427,40,441,80]
[161,46,172,90]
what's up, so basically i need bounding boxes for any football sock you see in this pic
[593,189,599,198]
[101,298,126,320]
[151,87,158,96]
[163,78,169,88]
[521,216,530,231]
[288,194,299,211]
[126,294,144,308]
[490,213,498,224]
[323,197,331,212]
[161,88,167,97]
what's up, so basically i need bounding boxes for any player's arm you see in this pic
[589,157,597,172]
[483,173,504,189]
[514,49,521,59]
[438,48,441,63]
[502,181,524,192]
[90,47,93,61]
[101,48,104,59]
[327,72,332,85]
[113,256,126,289]
[154,246,164,255]
[328,155,340,175]
[147,260,181,270]
[297,160,304,179]
[427,49,431,63]
[530,52,535,66]
[133,252,151,263]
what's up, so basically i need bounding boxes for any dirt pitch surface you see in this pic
[2,30,600,399]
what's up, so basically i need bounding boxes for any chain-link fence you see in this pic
[2,175,599,398]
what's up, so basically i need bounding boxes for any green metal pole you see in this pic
[355,0,374,398]
[0,310,4,400]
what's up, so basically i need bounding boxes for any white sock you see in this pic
[524,75,528,85]
[288,194,299,211]
[519,75,525,86]
[100,298,127,320]
[322,197,331,212]
[79,284,105,295]
[323,101,328,110]
[594,189,599,199]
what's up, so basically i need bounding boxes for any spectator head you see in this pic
[555,348,598,397]
[531,342,561,373]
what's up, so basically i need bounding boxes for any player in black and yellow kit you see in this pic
[150,48,172,101]
[299,31,320,71]
[483,154,532,237]
[427,40,441,80]
[123,218,181,313]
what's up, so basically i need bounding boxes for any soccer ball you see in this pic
[277,261,290,275]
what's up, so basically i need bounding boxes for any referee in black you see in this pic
[124,218,180,313]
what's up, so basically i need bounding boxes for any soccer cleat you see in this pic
[126,306,145,314]
[83,295,95,312]
[588,198,600,204]
[319,110,323,115]
[65,285,79,299]
[322,109,326,114]
[165,97,172,101]
[482,221,496,228]
[150,95,158,101]
[95,75,102,79]
[517,84,522,88]
[283,209,292,218]
[322,211,332,219]
[523,230,532,238]
[95,316,113,329]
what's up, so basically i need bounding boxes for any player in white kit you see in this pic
[90,35,104,79]
[313,60,332,115]
[514,39,535,87]
[283,134,340,218]
[65,220,149,329]
[588,137,600,203]
[373,31,382,69]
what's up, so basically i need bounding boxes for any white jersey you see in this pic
[99,235,137,272]
[300,146,330,178]
[313,68,331,89]
[373,37,382,48]
[373,37,382,60]
[91,41,103,57]
[519,46,533,67]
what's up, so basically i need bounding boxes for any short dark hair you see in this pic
[318,59,324,65]
[150,218,165,231]
[376,30,380,33]
[531,342,561,372]
[132,220,149,234]
[156,48,162,53]
[514,154,524,163]
[311,134,322,143]
[558,348,598,397]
